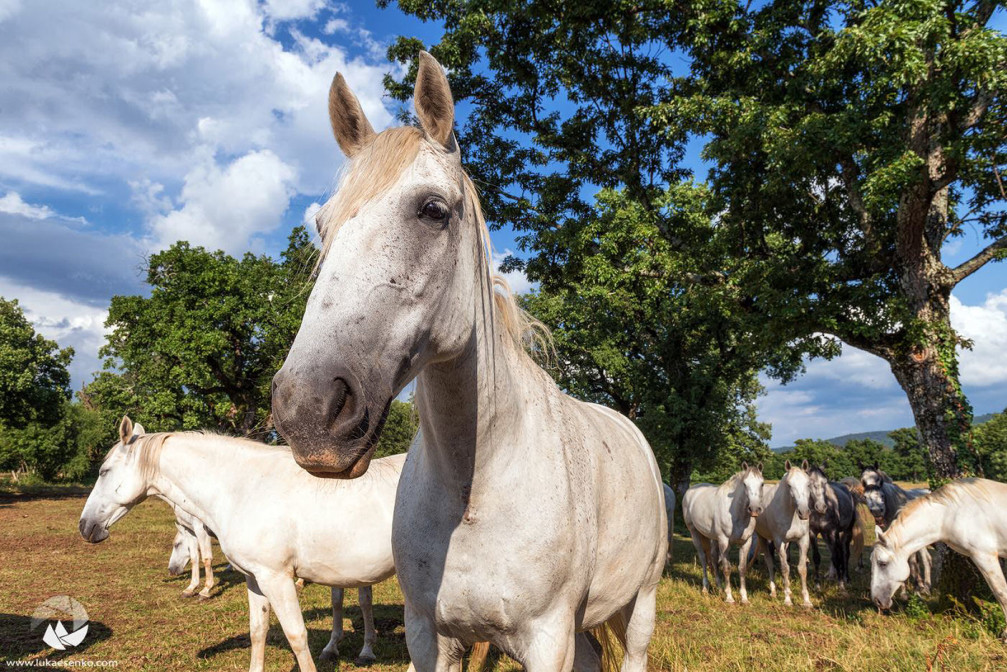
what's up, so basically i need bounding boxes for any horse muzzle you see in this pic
[272,364,392,478]
[79,518,109,544]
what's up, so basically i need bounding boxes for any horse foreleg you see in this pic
[255,572,316,672]
[796,535,812,608]
[811,534,822,590]
[355,586,377,665]
[738,535,753,605]
[320,587,344,662]
[688,529,711,594]
[196,522,214,599]
[182,533,200,597]
[246,575,271,672]
[917,548,933,595]
[718,538,734,604]
[971,551,1007,641]
[404,597,465,672]
[778,541,794,606]
[760,537,777,598]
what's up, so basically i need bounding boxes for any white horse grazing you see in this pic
[860,466,932,594]
[79,417,403,672]
[872,478,1007,639]
[681,463,765,604]
[664,483,677,567]
[754,460,816,608]
[270,51,667,672]
[166,503,216,598]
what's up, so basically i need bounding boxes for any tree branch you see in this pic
[951,234,1007,284]
[839,157,874,242]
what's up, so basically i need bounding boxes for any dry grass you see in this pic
[1,492,1004,670]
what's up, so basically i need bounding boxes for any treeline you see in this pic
[0,227,417,484]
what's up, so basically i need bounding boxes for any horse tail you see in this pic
[467,642,491,672]
[590,611,628,672]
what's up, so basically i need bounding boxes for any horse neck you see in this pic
[146,436,228,534]
[887,499,946,558]
[414,272,538,491]
[885,483,908,523]
[773,474,796,515]
[728,475,750,517]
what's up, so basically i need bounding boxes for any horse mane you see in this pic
[901,479,995,518]
[121,431,292,482]
[315,125,552,358]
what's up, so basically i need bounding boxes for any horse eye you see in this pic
[420,200,448,221]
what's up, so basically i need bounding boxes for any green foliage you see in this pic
[91,227,317,438]
[520,184,778,483]
[0,401,107,481]
[975,409,1007,481]
[374,399,419,459]
[0,297,73,429]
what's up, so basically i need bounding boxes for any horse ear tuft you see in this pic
[414,51,455,148]
[119,416,133,445]
[328,72,376,158]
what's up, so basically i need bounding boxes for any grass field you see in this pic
[2,490,1005,671]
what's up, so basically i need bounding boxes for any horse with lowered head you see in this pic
[872,478,1007,639]
[682,463,765,604]
[860,464,932,594]
[270,52,667,672]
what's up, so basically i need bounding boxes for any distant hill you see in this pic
[773,412,997,452]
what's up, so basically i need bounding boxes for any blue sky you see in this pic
[0,0,1004,446]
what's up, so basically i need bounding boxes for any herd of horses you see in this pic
[73,52,1007,671]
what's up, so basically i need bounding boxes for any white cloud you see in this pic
[0,0,398,249]
[0,191,54,219]
[953,289,1007,388]
[491,249,534,296]
[148,149,297,253]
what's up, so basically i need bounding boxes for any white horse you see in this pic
[664,483,677,567]
[270,51,668,672]
[860,466,932,594]
[872,478,1007,639]
[681,463,765,604]
[166,503,216,598]
[754,460,816,608]
[79,417,403,672]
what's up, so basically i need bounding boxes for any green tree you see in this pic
[890,427,929,482]
[374,399,419,458]
[975,409,1007,481]
[649,0,1007,482]
[95,227,317,437]
[0,401,106,481]
[0,297,73,429]
[520,185,778,488]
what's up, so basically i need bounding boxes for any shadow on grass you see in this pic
[161,562,247,598]
[196,602,409,666]
[0,613,112,661]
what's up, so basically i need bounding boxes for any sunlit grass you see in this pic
[1,493,1003,670]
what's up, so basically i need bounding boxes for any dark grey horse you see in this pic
[808,465,857,589]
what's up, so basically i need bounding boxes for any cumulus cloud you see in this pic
[953,289,1007,388]
[0,191,54,219]
[0,0,397,250]
[148,150,297,253]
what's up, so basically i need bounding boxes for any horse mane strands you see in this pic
[126,432,172,483]
[461,174,555,364]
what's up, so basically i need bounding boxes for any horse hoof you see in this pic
[354,655,376,667]
[802,602,813,609]
[181,591,196,598]
[319,648,337,662]
[197,593,211,602]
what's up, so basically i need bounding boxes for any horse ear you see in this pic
[875,526,886,544]
[873,461,879,471]
[132,423,146,437]
[757,462,764,473]
[785,459,792,471]
[742,461,749,471]
[801,459,809,471]
[414,51,455,148]
[857,461,865,473]
[328,72,376,158]
[119,416,133,445]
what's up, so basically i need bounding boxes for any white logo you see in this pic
[31,595,90,650]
